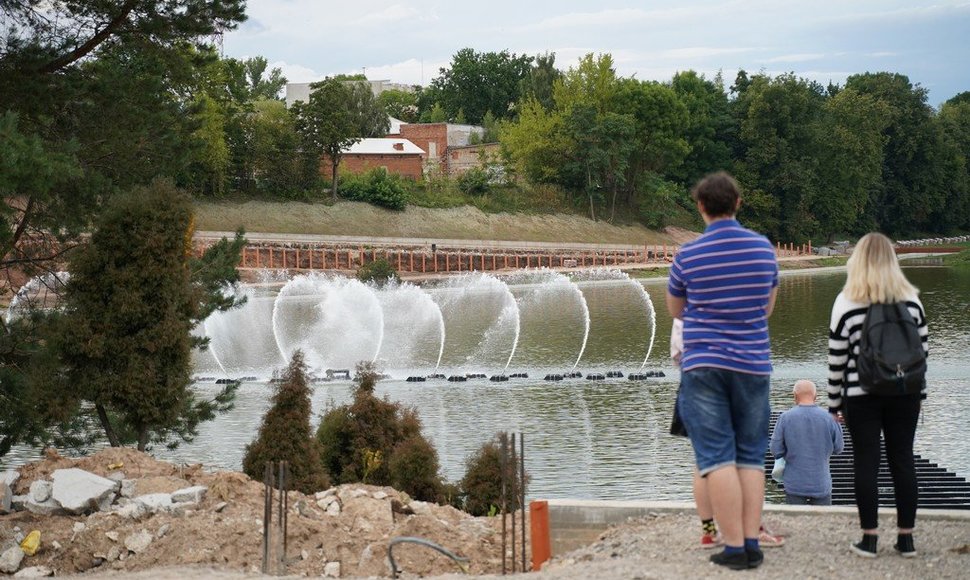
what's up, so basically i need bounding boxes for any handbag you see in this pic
[670,387,688,437]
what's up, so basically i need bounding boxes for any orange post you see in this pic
[530,500,551,571]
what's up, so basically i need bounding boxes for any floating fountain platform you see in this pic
[606,371,624,378]
[489,374,509,382]
[585,373,606,380]
[627,370,667,380]
[448,375,468,382]
[509,372,529,378]
[427,373,446,379]
[544,373,564,381]
[406,376,427,382]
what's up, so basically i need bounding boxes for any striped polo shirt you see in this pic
[667,218,779,375]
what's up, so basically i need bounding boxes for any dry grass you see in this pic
[193,200,676,245]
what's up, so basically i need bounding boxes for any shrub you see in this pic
[339,168,410,210]
[315,362,444,501]
[459,433,528,516]
[457,167,491,196]
[242,351,330,494]
[357,257,399,288]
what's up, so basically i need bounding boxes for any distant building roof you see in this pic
[344,138,424,155]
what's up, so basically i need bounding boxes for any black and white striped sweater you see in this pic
[827,291,928,413]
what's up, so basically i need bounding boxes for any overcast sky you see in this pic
[223,0,970,106]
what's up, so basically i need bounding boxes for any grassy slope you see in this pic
[193,199,680,245]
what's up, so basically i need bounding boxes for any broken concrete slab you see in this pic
[170,485,207,504]
[51,468,119,515]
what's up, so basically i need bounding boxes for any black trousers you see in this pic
[844,393,921,530]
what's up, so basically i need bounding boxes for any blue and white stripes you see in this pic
[668,219,779,375]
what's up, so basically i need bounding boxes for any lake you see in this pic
[8,266,969,502]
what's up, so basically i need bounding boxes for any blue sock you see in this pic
[724,545,744,555]
[744,537,760,551]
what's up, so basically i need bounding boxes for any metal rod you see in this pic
[510,432,517,573]
[262,462,271,574]
[520,432,526,573]
[500,431,508,575]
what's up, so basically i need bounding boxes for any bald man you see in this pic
[769,380,845,505]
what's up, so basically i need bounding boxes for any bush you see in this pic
[459,433,528,516]
[242,351,330,494]
[339,168,410,210]
[357,257,399,288]
[315,362,444,501]
[457,167,491,196]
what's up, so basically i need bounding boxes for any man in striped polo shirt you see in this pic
[666,171,779,570]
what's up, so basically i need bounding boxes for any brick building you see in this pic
[389,122,487,175]
[447,143,502,175]
[327,138,425,180]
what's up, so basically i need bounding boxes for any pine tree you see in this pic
[243,351,330,494]
[55,180,240,451]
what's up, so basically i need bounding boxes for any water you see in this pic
[7,267,969,502]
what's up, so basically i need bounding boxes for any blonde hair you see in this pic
[843,233,918,303]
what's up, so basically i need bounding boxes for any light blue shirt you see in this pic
[770,404,845,497]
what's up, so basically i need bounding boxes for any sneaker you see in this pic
[894,535,917,558]
[759,529,786,548]
[710,549,749,570]
[700,532,723,549]
[746,547,765,569]
[851,536,878,558]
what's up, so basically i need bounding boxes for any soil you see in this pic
[2,448,514,578]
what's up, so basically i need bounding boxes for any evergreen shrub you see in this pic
[242,351,330,494]
[459,433,528,516]
[315,362,444,501]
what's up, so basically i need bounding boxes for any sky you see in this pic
[223,0,970,106]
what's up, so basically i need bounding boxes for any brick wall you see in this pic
[322,153,424,180]
[448,143,501,175]
[398,123,448,172]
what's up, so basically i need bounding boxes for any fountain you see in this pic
[194,268,660,380]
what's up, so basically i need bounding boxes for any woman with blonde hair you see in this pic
[827,233,928,558]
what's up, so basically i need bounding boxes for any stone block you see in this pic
[51,468,119,515]
[0,546,25,574]
[170,485,207,504]
[14,565,53,577]
[1,482,11,514]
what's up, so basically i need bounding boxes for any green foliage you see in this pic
[315,362,444,502]
[378,89,419,123]
[52,180,242,451]
[457,168,491,196]
[356,257,400,288]
[459,433,528,517]
[428,48,534,124]
[242,351,330,494]
[519,52,562,112]
[292,78,362,199]
[339,168,410,210]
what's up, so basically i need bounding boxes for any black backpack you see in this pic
[857,302,926,396]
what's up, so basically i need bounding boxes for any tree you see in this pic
[243,351,330,494]
[519,52,562,112]
[429,48,534,124]
[346,81,391,138]
[669,71,734,185]
[292,78,360,199]
[731,73,826,241]
[51,180,242,451]
[316,362,443,501]
[248,99,305,196]
[845,73,950,236]
[812,89,890,241]
[378,89,419,123]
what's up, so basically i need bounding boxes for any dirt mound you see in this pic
[2,448,518,578]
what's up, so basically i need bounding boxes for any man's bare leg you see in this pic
[706,465,743,546]
[739,467,765,539]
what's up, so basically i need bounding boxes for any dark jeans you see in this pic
[844,394,921,530]
[785,493,832,506]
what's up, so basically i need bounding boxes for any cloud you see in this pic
[361,58,449,86]
[761,53,826,64]
[354,4,420,25]
[270,61,324,84]
[867,51,898,57]
[659,47,757,60]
